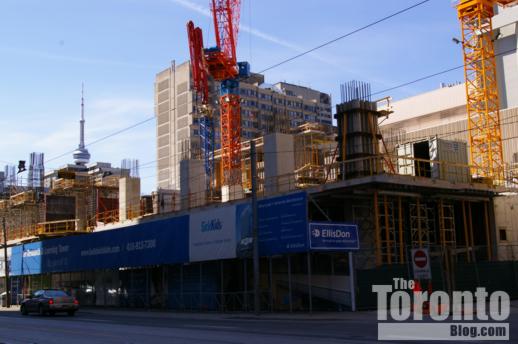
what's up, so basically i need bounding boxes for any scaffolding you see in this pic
[292,123,336,186]
[378,196,397,264]
[438,200,456,248]
[410,200,432,248]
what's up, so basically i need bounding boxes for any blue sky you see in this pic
[0,0,464,193]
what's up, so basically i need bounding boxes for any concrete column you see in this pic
[119,177,141,222]
[180,159,206,209]
[264,133,295,195]
[221,185,244,203]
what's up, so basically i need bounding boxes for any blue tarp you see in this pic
[10,191,312,275]
[10,215,189,276]
[236,191,308,256]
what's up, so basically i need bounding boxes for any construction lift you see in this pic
[187,0,250,196]
[456,0,517,184]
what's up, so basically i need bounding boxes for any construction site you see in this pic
[1,0,518,312]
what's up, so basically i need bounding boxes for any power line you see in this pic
[257,0,432,74]
[371,48,517,98]
[39,1,432,167]
[41,41,517,168]
[45,116,155,164]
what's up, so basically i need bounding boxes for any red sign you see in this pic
[413,249,428,268]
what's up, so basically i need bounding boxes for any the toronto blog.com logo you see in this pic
[373,278,510,341]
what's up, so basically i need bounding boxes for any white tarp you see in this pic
[0,247,11,277]
[189,205,236,262]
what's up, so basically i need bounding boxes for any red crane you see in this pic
[187,21,209,105]
[187,0,247,189]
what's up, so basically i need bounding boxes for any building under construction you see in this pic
[2,79,517,312]
[0,89,150,246]
[1,0,518,313]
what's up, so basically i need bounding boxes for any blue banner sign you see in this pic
[236,191,308,256]
[309,222,359,251]
[10,215,189,276]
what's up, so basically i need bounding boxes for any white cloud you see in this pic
[167,0,407,91]
[168,0,347,68]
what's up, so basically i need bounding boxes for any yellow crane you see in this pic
[456,0,517,184]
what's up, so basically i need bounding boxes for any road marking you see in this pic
[183,325,238,330]
[78,318,111,323]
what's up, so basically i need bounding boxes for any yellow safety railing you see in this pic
[37,219,82,236]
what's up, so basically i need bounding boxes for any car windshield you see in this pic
[44,290,69,297]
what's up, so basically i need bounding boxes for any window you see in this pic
[44,290,69,297]
[499,228,508,242]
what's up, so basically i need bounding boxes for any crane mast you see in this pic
[456,0,516,183]
[208,0,245,188]
[187,0,248,193]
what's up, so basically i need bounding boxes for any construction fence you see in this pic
[355,244,518,310]
[2,246,518,312]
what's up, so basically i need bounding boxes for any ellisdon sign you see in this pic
[311,228,351,239]
[309,222,359,251]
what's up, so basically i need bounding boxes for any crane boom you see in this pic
[187,21,209,105]
[211,0,240,66]
[456,0,515,183]
[187,21,214,190]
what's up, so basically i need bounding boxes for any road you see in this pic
[0,306,516,343]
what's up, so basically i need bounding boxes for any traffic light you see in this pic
[17,160,26,174]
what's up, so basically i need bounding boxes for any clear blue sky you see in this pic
[0,0,464,193]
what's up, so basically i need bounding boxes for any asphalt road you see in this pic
[0,307,515,343]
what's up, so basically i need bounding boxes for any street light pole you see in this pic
[251,140,260,315]
[2,216,10,308]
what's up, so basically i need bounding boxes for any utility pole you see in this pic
[2,216,10,308]
[251,140,260,315]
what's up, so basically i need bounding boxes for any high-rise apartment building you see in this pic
[155,61,333,190]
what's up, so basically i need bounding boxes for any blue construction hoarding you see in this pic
[309,222,359,251]
[8,191,341,276]
[10,215,189,276]
[236,191,308,256]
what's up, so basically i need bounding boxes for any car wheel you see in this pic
[21,305,28,316]
[67,310,76,316]
[38,304,46,316]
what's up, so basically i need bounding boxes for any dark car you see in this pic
[21,289,79,316]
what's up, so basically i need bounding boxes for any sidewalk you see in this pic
[2,300,517,320]
[0,304,374,321]
[79,307,376,321]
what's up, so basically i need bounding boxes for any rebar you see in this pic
[340,80,372,103]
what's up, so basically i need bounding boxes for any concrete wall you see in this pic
[494,5,518,110]
[152,188,180,214]
[264,133,295,194]
[180,159,206,209]
[119,177,141,222]
[494,195,518,261]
